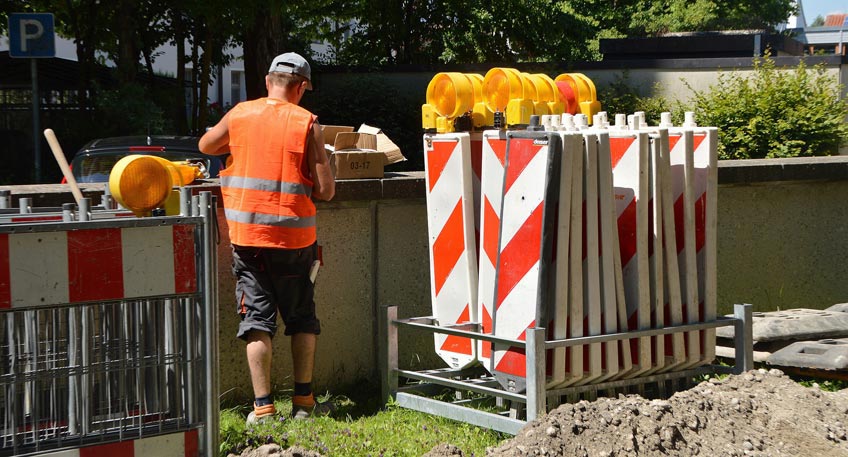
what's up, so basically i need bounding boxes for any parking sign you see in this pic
[8,13,55,58]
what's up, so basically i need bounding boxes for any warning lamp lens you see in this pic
[426,72,473,118]
[482,68,523,112]
[109,155,173,216]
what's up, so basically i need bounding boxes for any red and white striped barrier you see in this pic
[476,130,507,370]
[423,133,479,369]
[0,224,197,309]
[609,131,652,378]
[41,429,198,457]
[491,131,561,392]
[667,128,718,368]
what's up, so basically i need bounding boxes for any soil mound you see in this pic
[482,369,848,456]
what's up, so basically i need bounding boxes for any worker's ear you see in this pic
[265,75,271,92]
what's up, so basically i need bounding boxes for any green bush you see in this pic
[598,72,677,127]
[687,55,848,159]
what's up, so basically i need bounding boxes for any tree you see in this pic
[810,15,825,27]
[627,0,795,36]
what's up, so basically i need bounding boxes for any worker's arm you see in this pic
[307,122,335,201]
[198,111,231,156]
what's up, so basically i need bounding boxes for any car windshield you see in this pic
[73,151,212,183]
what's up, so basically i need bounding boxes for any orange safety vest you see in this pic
[220,98,316,249]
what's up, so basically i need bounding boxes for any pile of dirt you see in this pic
[457,369,848,456]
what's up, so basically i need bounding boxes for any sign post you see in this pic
[8,13,55,183]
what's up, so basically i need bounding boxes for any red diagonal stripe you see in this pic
[483,196,500,266]
[427,139,457,192]
[668,134,681,152]
[440,304,473,354]
[674,192,685,253]
[610,137,636,169]
[0,234,9,309]
[67,228,124,303]
[494,327,529,377]
[693,133,706,152]
[432,199,466,295]
[487,137,507,166]
[504,138,542,194]
[496,201,544,307]
[481,305,493,357]
[173,224,197,294]
[695,192,706,252]
[617,199,638,266]
[470,138,482,180]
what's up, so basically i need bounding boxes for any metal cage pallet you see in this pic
[0,190,219,457]
[380,303,753,435]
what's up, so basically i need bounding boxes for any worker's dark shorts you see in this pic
[232,243,320,339]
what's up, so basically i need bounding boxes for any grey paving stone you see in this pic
[716,308,848,342]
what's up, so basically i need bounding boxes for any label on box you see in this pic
[333,151,385,179]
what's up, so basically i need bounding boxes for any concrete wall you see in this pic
[4,156,848,400]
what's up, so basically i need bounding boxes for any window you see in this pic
[231,70,243,104]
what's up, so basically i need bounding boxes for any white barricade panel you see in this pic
[492,131,561,392]
[477,130,508,371]
[651,131,687,372]
[423,133,479,369]
[549,132,580,388]
[609,131,652,378]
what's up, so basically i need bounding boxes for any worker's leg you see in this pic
[291,332,316,383]
[246,330,273,398]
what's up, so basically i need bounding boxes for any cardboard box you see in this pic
[322,124,405,179]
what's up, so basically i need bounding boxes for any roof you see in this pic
[823,13,847,27]
[79,136,201,152]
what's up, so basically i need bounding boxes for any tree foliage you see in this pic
[627,0,795,36]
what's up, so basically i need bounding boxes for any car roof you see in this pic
[78,135,201,153]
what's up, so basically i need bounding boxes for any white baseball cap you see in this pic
[268,52,313,90]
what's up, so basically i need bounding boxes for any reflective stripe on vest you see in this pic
[220,98,317,249]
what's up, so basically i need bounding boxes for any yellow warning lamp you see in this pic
[423,72,474,133]
[109,155,200,217]
[555,73,601,123]
[465,73,493,129]
[531,74,565,115]
[110,155,173,217]
[483,68,532,127]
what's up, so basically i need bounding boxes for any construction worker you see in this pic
[199,52,335,423]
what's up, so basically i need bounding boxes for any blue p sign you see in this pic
[8,13,55,58]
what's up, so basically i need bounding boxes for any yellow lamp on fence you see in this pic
[465,73,493,128]
[424,72,474,132]
[522,73,551,116]
[109,155,174,217]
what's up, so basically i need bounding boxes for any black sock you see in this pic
[294,382,312,397]
[254,395,272,407]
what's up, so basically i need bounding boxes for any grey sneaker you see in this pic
[246,403,276,425]
[290,394,335,420]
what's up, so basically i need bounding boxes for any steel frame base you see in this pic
[381,304,754,435]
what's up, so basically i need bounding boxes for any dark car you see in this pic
[68,135,225,183]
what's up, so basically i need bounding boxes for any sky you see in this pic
[801,0,847,22]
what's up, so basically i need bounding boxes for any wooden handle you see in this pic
[43,128,83,205]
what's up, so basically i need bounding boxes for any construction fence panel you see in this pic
[0,191,218,457]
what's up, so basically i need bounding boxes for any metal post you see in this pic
[100,184,113,210]
[733,303,754,374]
[525,327,546,422]
[199,191,219,457]
[380,305,398,405]
[179,187,191,216]
[19,198,32,214]
[31,58,41,183]
[78,198,91,222]
[0,190,10,209]
[62,203,73,222]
